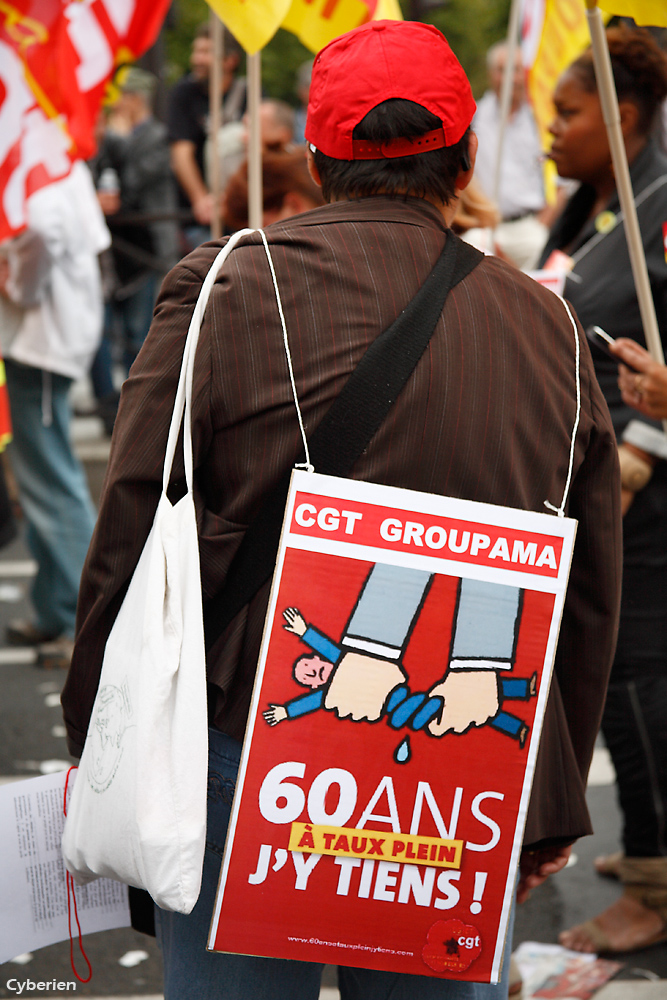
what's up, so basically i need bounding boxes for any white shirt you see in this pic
[0,161,110,381]
[473,91,545,220]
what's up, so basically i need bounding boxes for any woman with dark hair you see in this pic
[540,25,667,955]
[223,150,324,232]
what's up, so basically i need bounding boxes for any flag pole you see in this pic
[492,0,523,211]
[585,1,666,384]
[210,10,223,240]
[247,51,262,229]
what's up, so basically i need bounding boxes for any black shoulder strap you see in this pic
[204,233,483,651]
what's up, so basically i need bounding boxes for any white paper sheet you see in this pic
[0,770,130,963]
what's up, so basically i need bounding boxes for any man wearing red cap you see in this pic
[62,20,621,1000]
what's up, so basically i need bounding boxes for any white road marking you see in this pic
[587,746,616,787]
[38,759,70,774]
[76,440,112,462]
[13,759,70,774]
[118,949,150,968]
[0,647,36,665]
[0,560,37,576]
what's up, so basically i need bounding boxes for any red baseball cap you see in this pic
[305,20,475,161]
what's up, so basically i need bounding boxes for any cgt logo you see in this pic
[422,918,482,973]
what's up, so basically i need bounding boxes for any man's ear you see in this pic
[454,131,477,194]
[306,148,322,188]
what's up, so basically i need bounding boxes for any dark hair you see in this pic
[224,150,325,231]
[194,21,243,62]
[313,99,470,204]
[570,25,667,136]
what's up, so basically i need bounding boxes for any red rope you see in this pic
[63,766,93,983]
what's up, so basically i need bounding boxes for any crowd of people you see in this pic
[1,13,667,1000]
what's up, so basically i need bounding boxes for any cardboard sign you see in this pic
[209,472,577,984]
[526,269,567,297]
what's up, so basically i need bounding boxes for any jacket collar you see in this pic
[270,195,449,235]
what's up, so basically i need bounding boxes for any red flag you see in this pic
[0,1,170,243]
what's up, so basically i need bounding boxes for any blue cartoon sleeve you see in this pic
[302,626,342,665]
[285,689,325,719]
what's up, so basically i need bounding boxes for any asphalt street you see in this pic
[0,411,665,998]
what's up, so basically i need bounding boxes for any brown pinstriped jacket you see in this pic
[62,197,621,848]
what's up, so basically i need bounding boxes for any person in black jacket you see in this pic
[90,67,180,431]
[540,25,667,956]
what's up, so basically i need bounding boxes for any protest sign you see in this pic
[209,471,576,983]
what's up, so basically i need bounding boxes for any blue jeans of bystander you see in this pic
[5,360,96,637]
[155,728,514,1000]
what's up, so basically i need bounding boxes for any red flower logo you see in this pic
[422,919,482,974]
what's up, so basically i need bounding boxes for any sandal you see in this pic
[594,851,623,879]
[559,893,667,954]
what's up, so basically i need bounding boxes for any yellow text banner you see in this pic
[289,822,464,868]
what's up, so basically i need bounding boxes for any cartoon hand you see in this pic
[324,652,407,722]
[263,705,288,726]
[283,607,307,637]
[427,671,500,736]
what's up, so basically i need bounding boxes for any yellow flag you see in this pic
[281,0,402,55]
[524,0,609,202]
[527,0,595,153]
[598,0,667,25]
[207,0,292,54]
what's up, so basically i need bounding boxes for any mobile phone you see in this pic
[585,326,639,372]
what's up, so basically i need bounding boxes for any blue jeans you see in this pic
[155,729,514,1000]
[91,276,157,400]
[5,360,96,637]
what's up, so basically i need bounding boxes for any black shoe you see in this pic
[6,619,60,646]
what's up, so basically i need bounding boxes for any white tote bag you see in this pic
[62,230,254,914]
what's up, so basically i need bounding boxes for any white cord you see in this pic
[544,297,581,517]
[259,230,314,473]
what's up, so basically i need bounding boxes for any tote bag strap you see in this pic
[161,228,257,494]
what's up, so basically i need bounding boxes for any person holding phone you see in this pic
[611,337,667,420]
[538,26,667,956]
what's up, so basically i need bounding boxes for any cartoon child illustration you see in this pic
[263,608,338,725]
[263,565,537,751]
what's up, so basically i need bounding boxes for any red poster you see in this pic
[209,472,577,983]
